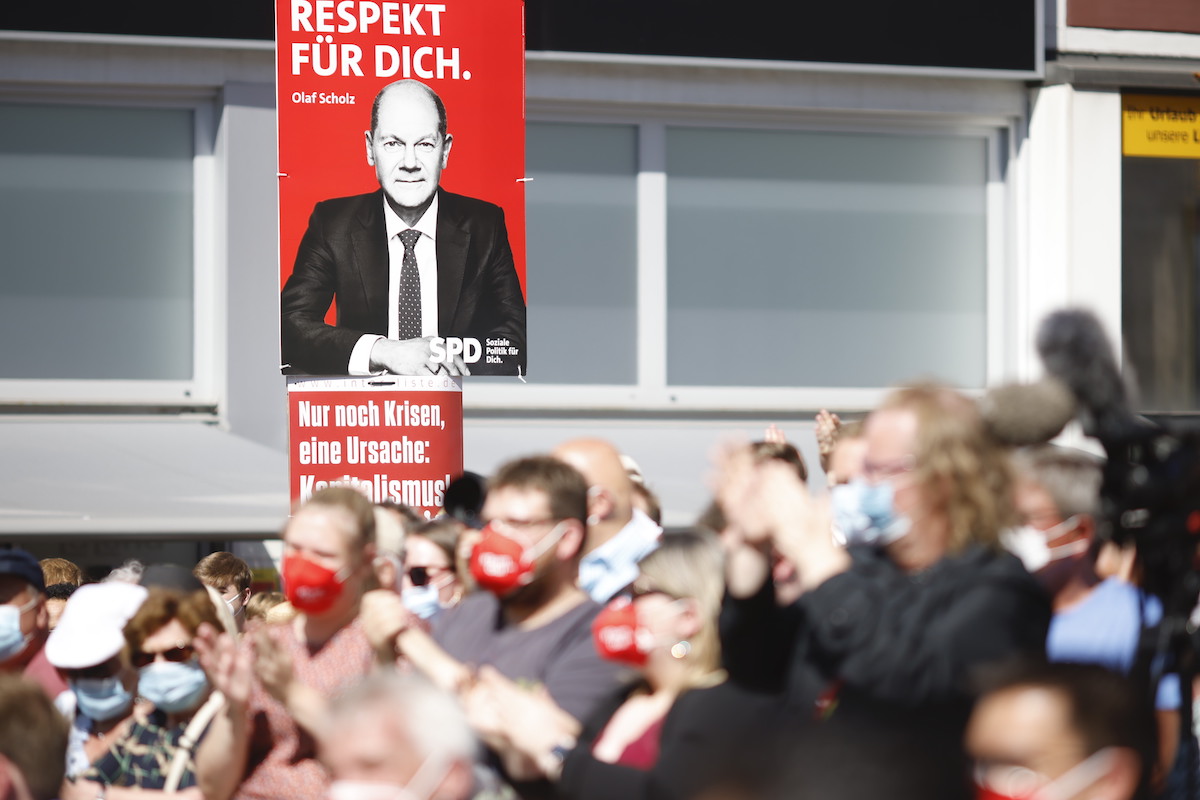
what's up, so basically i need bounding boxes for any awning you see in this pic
[0,420,289,540]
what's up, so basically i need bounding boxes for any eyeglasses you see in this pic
[861,456,917,484]
[131,644,195,669]
[486,517,562,536]
[405,565,451,587]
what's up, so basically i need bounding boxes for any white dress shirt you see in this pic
[347,194,441,374]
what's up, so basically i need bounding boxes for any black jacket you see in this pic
[558,680,788,800]
[720,544,1052,800]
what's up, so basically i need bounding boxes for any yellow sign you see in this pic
[1123,94,1200,159]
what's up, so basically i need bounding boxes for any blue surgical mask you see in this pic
[71,676,134,722]
[138,661,209,713]
[402,584,442,620]
[834,478,911,546]
[830,483,869,545]
[0,596,36,662]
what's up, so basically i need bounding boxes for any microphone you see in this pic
[1035,309,1135,440]
[979,377,1077,447]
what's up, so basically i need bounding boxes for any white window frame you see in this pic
[470,108,1017,412]
[0,87,220,409]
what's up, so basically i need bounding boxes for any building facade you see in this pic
[0,0,1197,568]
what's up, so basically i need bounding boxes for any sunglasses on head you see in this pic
[405,566,450,587]
[131,644,194,670]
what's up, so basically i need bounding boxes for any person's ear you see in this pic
[587,486,614,526]
[556,520,586,561]
[32,596,48,633]
[373,552,400,593]
[440,133,452,168]
[674,598,703,641]
[0,752,33,800]
[365,129,376,165]
[360,542,378,575]
[1074,514,1096,543]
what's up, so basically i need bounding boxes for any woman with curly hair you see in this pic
[65,587,220,798]
[718,382,1052,800]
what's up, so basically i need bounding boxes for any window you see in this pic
[665,127,987,388]
[0,101,205,400]
[523,122,639,385]
[477,118,997,408]
[1122,155,1200,412]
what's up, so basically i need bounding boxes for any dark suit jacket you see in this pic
[280,188,527,375]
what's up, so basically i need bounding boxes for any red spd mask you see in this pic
[282,554,349,614]
[470,522,565,597]
[592,596,654,667]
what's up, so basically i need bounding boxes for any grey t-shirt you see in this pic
[432,591,628,723]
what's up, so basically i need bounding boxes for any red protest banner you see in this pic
[277,0,526,377]
[287,375,464,517]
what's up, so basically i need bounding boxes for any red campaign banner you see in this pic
[287,375,463,518]
[277,0,526,377]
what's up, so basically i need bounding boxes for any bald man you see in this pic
[281,78,527,377]
[552,439,662,603]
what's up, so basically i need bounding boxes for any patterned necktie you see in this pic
[397,228,422,340]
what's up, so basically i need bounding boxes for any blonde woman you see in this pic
[464,531,781,799]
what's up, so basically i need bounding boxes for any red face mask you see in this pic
[975,789,1029,800]
[469,522,565,597]
[282,554,350,614]
[592,596,654,667]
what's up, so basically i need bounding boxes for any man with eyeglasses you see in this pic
[966,661,1147,800]
[362,455,625,799]
[0,549,67,703]
[718,383,1051,799]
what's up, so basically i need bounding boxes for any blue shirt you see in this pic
[1047,577,1179,710]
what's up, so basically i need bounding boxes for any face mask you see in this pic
[974,747,1115,800]
[0,596,36,662]
[834,478,911,546]
[138,660,209,713]
[591,596,656,667]
[283,554,352,614]
[469,522,567,597]
[830,482,869,546]
[71,676,134,722]
[402,584,442,620]
[327,753,448,800]
[225,595,244,617]
[1001,517,1087,574]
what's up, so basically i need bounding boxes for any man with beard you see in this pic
[362,455,625,798]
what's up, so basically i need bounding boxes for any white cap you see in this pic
[45,582,148,670]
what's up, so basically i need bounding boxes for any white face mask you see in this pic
[975,746,1116,800]
[1001,516,1088,573]
[327,754,448,800]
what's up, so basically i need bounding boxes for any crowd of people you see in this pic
[0,387,1191,800]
